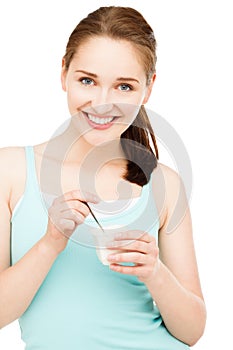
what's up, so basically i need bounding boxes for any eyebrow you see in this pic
[75,70,140,84]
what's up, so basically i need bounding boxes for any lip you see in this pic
[83,112,119,130]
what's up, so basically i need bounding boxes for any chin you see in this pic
[83,133,119,147]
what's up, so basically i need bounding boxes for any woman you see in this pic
[0,6,206,349]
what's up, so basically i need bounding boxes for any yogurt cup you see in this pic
[91,225,124,265]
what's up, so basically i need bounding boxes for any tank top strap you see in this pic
[24,145,40,193]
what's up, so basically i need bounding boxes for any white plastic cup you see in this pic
[91,225,124,265]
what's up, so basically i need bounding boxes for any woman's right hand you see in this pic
[44,190,99,254]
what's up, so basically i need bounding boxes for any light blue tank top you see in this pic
[10,146,189,350]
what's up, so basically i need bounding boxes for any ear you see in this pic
[61,59,67,92]
[142,73,156,104]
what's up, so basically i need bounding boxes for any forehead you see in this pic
[70,36,146,78]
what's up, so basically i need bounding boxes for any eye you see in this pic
[118,84,133,91]
[79,77,95,86]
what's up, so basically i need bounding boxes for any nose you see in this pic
[91,88,113,115]
[92,103,114,115]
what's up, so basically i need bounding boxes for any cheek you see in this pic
[121,91,148,114]
[118,104,141,124]
[66,88,86,112]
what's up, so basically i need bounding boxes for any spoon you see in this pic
[82,201,105,233]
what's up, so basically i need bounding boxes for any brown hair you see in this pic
[63,6,159,186]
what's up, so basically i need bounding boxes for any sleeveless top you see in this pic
[10,146,189,350]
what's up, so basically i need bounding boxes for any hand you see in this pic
[44,189,99,254]
[107,230,160,283]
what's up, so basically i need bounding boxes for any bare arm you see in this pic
[146,164,206,345]
[0,233,60,328]
[0,148,58,328]
[0,148,98,328]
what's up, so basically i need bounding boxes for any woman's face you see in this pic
[61,36,155,146]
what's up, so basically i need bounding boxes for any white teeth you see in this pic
[87,114,114,125]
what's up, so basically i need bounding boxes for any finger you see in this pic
[114,231,156,244]
[61,209,86,225]
[109,263,149,276]
[54,189,100,205]
[107,251,149,265]
[59,200,90,217]
[107,239,149,254]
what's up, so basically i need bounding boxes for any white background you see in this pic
[0,0,232,348]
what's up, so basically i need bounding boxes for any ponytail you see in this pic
[120,106,159,186]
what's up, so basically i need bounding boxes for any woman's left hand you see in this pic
[107,230,160,284]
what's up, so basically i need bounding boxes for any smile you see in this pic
[83,112,119,130]
[87,113,115,125]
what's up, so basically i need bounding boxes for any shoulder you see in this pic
[152,162,185,194]
[150,163,188,229]
[158,162,184,189]
[0,146,25,161]
[0,146,26,175]
[0,146,26,198]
